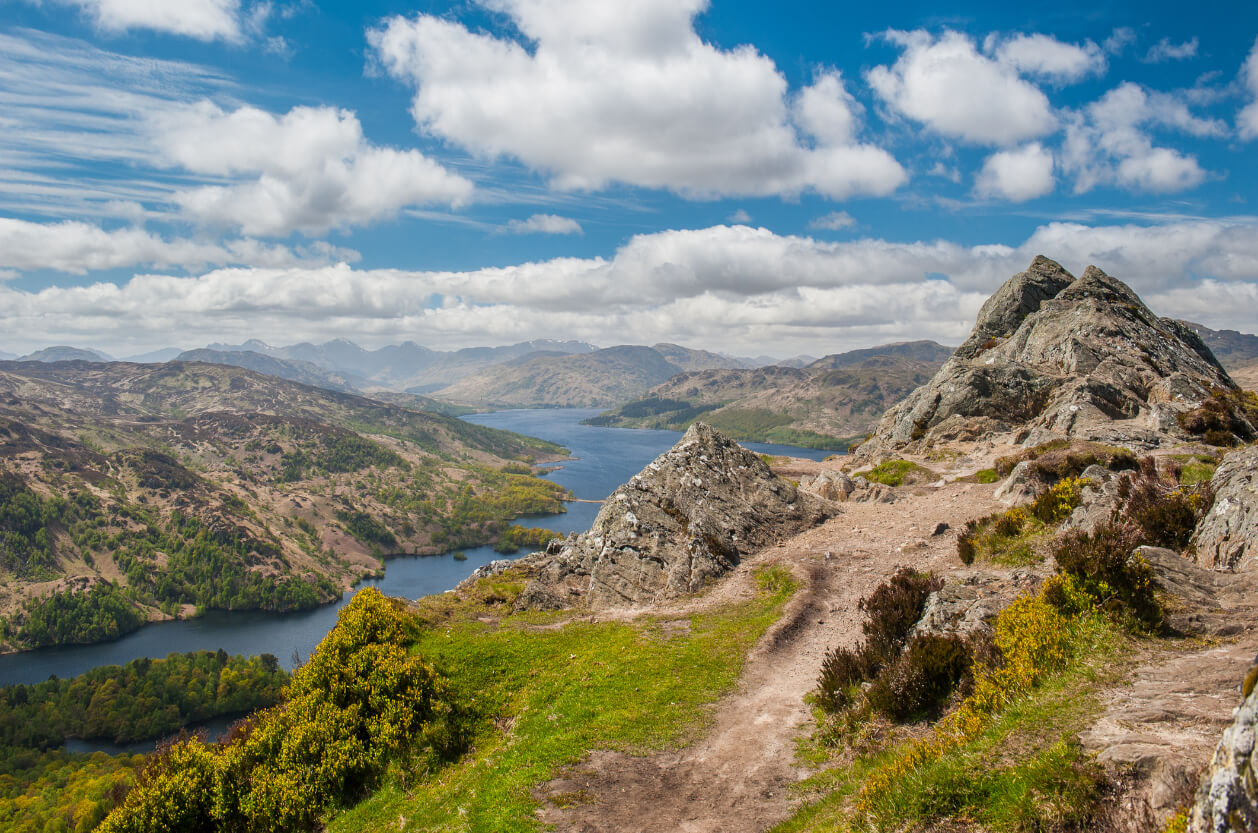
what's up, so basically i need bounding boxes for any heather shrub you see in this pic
[995,440,1135,480]
[860,568,943,668]
[1029,476,1088,524]
[866,634,971,721]
[1177,388,1258,446]
[1049,523,1160,630]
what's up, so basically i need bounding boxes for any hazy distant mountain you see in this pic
[588,341,953,449]
[1179,321,1258,370]
[203,338,598,391]
[434,344,741,408]
[0,350,15,361]
[176,349,361,394]
[18,346,112,363]
[805,340,953,370]
[125,347,186,363]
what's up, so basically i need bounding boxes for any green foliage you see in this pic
[0,650,286,749]
[100,588,458,833]
[974,468,1000,483]
[957,480,1085,568]
[278,432,404,482]
[0,474,94,579]
[853,459,937,487]
[16,583,144,648]
[492,525,556,554]
[0,749,145,833]
[336,508,397,549]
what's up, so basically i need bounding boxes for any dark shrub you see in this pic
[867,633,971,721]
[1050,523,1161,630]
[860,568,943,669]
[957,519,980,565]
[815,646,868,713]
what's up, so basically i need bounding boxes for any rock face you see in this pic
[1189,663,1258,833]
[1193,446,1258,571]
[857,256,1252,459]
[516,423,834,610]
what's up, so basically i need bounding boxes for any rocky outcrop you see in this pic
[857,256,1252,459]
[515,423,834,610]
[1193,446,1258,572]
[1189,662,1258,833]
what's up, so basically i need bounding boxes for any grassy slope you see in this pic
[331,566,796,833]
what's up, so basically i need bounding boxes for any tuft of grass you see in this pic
[330,565,796,833]
[854,459,937,488]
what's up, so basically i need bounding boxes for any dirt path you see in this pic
[536,480,1006,833]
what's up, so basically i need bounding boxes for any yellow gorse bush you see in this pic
[856,592,1073,814]
[99,588,454,833]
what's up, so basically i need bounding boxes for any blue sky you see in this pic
[0,0,1255,358]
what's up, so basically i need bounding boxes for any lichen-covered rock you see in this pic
[799,469,856,502]
[1061,464,1125,535]
[1192,446,1258,571]
[857,256,1251,460]
[910,572,1038,640]
[516,423,835,610]
[1189,661,1258,833]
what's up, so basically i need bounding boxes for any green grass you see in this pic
[773,614,1125,833]
[854,459,937,487]
[330,565,796,833]
[975,468,1001,483]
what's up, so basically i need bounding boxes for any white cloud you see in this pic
[1103,28,1136,55]
[367,1,905,200]
[49,0,247,42]
[809,211,856,230]
[151,103,474,236]
[1061,82,1222,193]
[0,217,360,274]
[504,214,583,235]
[1143,37,1199,63]
[727,209,752,224]
[974,143,1055,201]
[7,219,1258,357]
[987,33,1106,83]
[1239,37,1258,140]
[866,30,1056,146]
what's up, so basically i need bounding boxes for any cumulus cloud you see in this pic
[866,30,1056,146]
[1143,37,1199,63]
[504,214,583,235]
[367,1,905,200]
[0,217,359,274]
[974,143,1055,201]
[809,211,856,230]
[6,219,1258,357]
[1061,82,1223,193]
[727,209,752,224]
[1103,28,1136,55]
[47,0,249,42]
[1239,37,1258,140]
[986,33,1106,83]
[150,103,474,236]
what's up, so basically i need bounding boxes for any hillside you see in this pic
[588,341,951,448]
[433,344,746,408]
[0,359,568,651]
[1180,321,1258,370]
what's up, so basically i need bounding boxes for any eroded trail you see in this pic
[536,482,1006,833]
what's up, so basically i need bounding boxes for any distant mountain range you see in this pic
[434,344,750,408]
[588,341,955,449]
[1180,322,1258,369]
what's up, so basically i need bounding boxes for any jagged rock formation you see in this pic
[515,423,834,609]
[1189,662,1258,833]
[857,256,1252,458]
[1193,446,1258,572]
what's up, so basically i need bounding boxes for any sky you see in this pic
[0,0,1256,359]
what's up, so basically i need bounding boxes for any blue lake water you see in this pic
[0,408,836,699]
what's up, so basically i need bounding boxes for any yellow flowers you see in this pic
[856,591,1073,815]
[100,589,457,833]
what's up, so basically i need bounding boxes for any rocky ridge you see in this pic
[513,423,834,609]
[857,256,1253,459]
